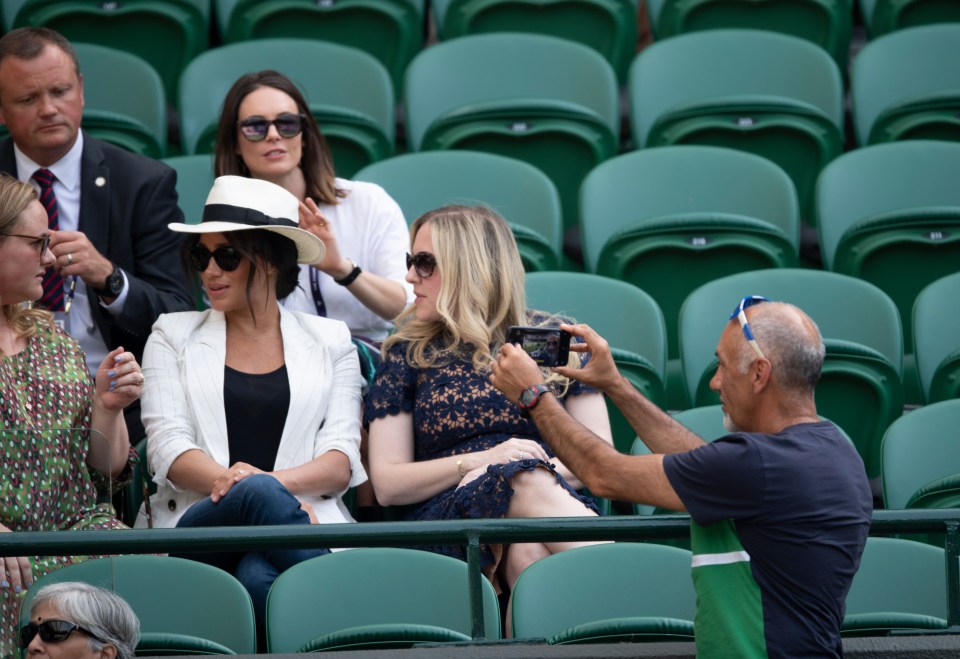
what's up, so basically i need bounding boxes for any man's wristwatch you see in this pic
[93,264,124,299]
[517,384,552,416]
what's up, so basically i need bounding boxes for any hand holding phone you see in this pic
[506,326,571,367]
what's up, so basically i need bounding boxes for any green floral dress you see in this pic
[0,321,128,657]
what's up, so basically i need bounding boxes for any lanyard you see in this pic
[309,267,327,317]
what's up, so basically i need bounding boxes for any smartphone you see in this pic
[506,326,571,367]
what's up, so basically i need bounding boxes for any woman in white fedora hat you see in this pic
[137,175,366,637]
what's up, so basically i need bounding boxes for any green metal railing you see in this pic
[3,510,959,640]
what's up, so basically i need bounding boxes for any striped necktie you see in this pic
[34,168,64,311]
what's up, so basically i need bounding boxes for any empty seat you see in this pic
[356,150,563,271]
[913,272,960,404]
[629,29,844,224]
[178,38,394,178]
[431,0,639,81]
[405,32,619,253]
[851,24,960,146]
[265,548,501,652]
[857,0,960,38]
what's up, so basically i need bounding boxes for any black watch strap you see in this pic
[93,264,123,298]
[335,259,362,287]
[518,383,552,416]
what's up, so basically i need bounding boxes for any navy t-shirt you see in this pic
[663,421,873,658]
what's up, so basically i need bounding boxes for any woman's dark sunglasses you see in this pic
[406,252,437,278]
[237,113,306,142]
[188,245,243,272]
[20,620,104,648]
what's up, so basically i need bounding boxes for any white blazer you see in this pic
[136,306,366,529]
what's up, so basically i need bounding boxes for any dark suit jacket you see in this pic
[0,134,194,361]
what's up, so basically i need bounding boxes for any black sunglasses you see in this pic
[237,113,306,142]
[188,245,243,272]
[406,252,437,278]
[19,620,104,648]
[2,231,50,255]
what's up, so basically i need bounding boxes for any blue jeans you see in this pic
[172,474,330,631]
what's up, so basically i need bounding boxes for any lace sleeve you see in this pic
[363,342,417,426]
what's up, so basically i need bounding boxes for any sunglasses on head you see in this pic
[2,231,50,255]
[406,252,437,278]
[188,245,243,272]
[19,620,104,648]
[729,295,770,360]
[237,113,306,142]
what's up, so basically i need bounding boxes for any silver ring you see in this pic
[66,253,73,265]
[137,375,145,386]
[238,469,245,475]
[519,451,526,459]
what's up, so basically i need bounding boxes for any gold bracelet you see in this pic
[456,457,466,478]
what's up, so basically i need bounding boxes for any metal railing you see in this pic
[3,509,959,640]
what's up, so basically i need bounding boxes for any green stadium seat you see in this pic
[647,0,853,65]
[510,542,696,643]
[21,555,257,655]
[857,0,960,38]
[680,269,903,478]
[217,0,424,94]
[265,548,500,651]
[850,24,960,146]
[405,32,619,255]
[629,29,844,224]
[178,38,394,179]
[355,150,563,272]
[161,154,215,223]
[913,273,960,405]
[525,271,668,455]
[431,0,639,81]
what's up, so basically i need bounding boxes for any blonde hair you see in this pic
[0,174,54,347]
[384,205,573,387]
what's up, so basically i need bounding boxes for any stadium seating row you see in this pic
[20,536,951,653]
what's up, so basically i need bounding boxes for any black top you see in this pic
[224,364,290,471]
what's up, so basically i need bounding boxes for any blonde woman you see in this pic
[0,175,141,655]
[365,205,613,593]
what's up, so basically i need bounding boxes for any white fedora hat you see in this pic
[168,175,325,264]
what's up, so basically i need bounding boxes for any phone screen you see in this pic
[506,326,571,367]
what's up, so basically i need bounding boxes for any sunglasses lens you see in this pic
[213,247,242,271]
[238,120,268,142]
[406,252,436,278]
[19,621,74,647]
[275,114,302,137]
[189,246,211,272]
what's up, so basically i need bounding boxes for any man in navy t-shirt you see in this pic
[490,298,872,658]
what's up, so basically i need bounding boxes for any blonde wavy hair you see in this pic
[384,205,574,387]
[0,174,54,348]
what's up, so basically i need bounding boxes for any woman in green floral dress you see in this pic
[0,175,143,656]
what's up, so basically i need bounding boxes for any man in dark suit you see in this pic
[0,27,193,442]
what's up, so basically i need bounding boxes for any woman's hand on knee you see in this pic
[210,461,263,502]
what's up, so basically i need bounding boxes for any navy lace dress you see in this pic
[364,338,599,571]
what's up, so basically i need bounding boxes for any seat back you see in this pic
[816,140,960,352]
[881,399,960,509]
[647,0,853,65]
[858,0,960,40]
[20,555,257,654]
[629,29,844,222]
[842,537,948,635]
[525,272,667,454]
[581,145,800,361]
[405,32,619,238]
[851,24,960,146]
[510,542,696,642]
[178,38,394,177]
[680,269,903,477]
[14,0,208,100]
[265,548,501,652]
[219,0,423,93]
[71,42,167,158]
[161,154,215,222]
[913,272,960,404]
[432,0,638,81]
[355,151,563,271]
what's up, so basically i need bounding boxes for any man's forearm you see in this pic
[603,375,705,454]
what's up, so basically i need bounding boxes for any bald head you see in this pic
[737,302,825,394]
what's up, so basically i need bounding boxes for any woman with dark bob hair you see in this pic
[138,176,365,633]
[214,70,411,352]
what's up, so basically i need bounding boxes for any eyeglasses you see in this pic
[406,252,437,278]
[19,620,105,648]
[729,295,770,360]
[188,245,243,272]
[237,113,306,142]
[2,231,50,255]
